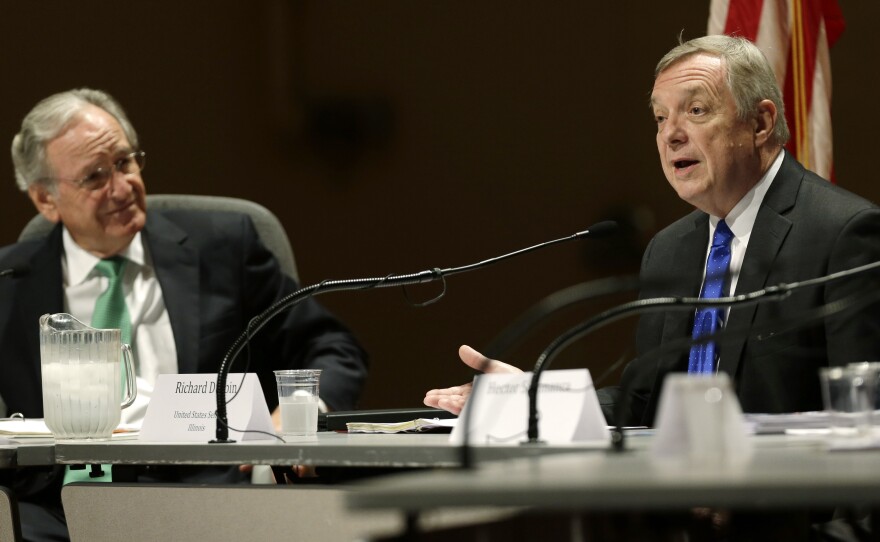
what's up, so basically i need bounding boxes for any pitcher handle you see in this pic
[121,344,137,409]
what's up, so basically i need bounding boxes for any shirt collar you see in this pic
[708,149,785,237]
[62,229,145,286]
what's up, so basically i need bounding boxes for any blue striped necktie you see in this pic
[687,220,734,374]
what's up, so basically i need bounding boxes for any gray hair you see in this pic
[655,35,790,146]
[11,88,139,192]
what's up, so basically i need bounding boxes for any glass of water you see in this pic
[820,366,877,438]
[274,369,322,437]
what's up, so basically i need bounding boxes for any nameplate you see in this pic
[139,373,275,442]
[450,369,609,445]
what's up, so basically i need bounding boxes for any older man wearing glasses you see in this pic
[0,88,369,541]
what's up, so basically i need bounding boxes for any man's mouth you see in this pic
[674,159,699,172]
[107,200,136,215]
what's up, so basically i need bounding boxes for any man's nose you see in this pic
[661,114,687,147]
[106,169,133,197]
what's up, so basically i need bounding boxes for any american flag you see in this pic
[708,0,845,181]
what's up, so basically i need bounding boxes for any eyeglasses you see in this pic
[45,150,146,191]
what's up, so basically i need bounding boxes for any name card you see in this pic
[140,373,275,442]
[651,373,752,460]
[450,369,609,445]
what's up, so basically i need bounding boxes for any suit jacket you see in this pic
[601,152,880,427]
[0,208,369,418]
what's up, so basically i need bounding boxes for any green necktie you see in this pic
[64,256,132,484]
[91,256,132,345]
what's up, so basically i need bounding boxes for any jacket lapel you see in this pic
[659,213,709,350]
[143,212,201,374]
[719,153,801,377]
[15,227,66,395]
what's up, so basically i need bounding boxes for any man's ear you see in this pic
[27,184,61,223]
[754,99,778,146]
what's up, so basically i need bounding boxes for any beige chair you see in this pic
[0,486,22,542]
[61,484,401,542]
[18,194,299,281]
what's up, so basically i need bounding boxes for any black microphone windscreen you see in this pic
[578,221,618,239]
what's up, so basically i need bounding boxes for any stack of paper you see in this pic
[0,418,139,439]
[346,418,457,434]
[0,418,53,438]
[743,411,831,434]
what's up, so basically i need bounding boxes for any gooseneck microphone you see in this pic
[212,221,618,443]
[523,258,880,445]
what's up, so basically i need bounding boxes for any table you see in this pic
[346,434,880,539]
[351,434,880,510]
[0,438,54,468]
[53,432,608,468]
[52,432,590,541]
[23,429,880,540]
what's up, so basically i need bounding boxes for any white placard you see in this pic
[139,373,275,442]
[450,369,609,445]
[651,373,752,460]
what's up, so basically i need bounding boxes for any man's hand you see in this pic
[423,345,522,414]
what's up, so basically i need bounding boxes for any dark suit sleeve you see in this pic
[236,217,369,411]
[824,207,880,365]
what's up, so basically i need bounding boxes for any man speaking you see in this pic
[425,35,880,427]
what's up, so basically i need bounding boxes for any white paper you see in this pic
[0,418,53,437]
[450,369,609,445]
[139,373,275,442]
[0,418,138,439]
[347,418,457,434]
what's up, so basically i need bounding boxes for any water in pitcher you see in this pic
[42,361,121,440]
[39,313,137,440]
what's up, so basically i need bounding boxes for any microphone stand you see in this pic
[212,222,617,443]
[525,287,791,445]
[456,274,640,469]
[523,258,880,447]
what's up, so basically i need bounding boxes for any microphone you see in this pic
[0,264,30,278]
[522,258,880,445]
[212,221,618,443]
[574,220,617,239]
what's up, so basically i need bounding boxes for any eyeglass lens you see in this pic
[79,151,145,190]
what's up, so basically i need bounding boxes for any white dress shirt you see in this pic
[697,150,784,371]
[702,150,785,298]
[62,229,178,427]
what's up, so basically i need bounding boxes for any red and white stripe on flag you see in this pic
[708,0,845,181]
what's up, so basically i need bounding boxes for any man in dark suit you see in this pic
[424,35,880,427]
[0,88,368,541]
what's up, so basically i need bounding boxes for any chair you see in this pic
[0,486,22,542]
[61,484,401,542]
[18,194,299,281]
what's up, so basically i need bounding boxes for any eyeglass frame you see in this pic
[39,150,146,192]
